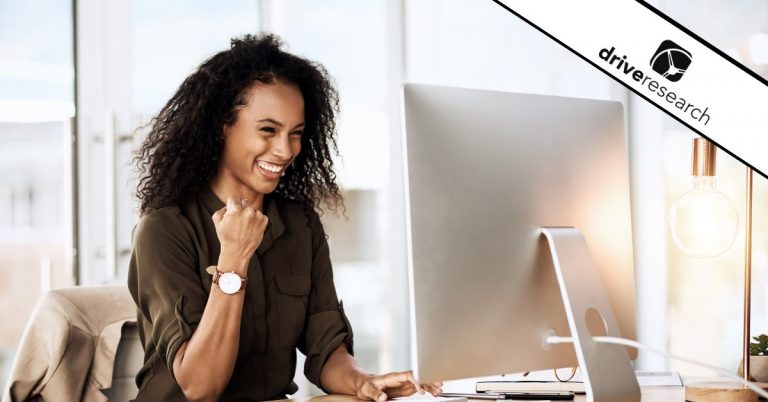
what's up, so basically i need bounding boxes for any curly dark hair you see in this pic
[133,33,343,216]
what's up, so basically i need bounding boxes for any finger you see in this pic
[424,383,442,397]
[258,212,269,228]
[386,383,417,398]
[226,196,241,213]
[403,371,423,394]
[360,382,387,402]
[212,207,226,224]
[374,371,417,390]
[407,370,424,394]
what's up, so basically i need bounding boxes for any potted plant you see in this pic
[740,334,768,382]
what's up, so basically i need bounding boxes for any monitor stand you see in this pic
[541,227,641,402]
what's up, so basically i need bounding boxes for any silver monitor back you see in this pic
[402,84,636,383]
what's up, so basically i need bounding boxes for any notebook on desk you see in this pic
[475,371,682,394]
[476,380,585,394]
[634,371,684,387]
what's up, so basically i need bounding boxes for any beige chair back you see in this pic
[2,285,141,402]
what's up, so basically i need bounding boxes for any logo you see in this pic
[649,40,692,82]
[598,44,710,126]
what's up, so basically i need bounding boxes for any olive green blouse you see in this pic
[127,187,354,402]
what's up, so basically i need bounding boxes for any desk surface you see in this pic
[279,387,686,402]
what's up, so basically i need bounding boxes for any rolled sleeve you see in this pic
[127,208,207,380]
[300,208,354,389]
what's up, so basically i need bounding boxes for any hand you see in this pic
[355,371,443,402]
[212,197,268,265]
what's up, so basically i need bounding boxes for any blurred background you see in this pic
[1,0,767,396]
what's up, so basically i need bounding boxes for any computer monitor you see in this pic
[402,84,637,383]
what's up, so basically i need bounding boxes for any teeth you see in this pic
[257,161,283,173]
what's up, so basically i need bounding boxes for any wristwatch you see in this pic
[210,266,247,294]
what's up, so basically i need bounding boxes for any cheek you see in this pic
[228,142,252,167]
[239,136,269,159]
[225,137,266,171]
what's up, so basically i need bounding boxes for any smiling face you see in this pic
[212,79,305,205]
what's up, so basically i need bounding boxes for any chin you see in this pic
[252,180,279,195]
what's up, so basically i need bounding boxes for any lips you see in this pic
[256,160,285,172]
[255,160,286,180]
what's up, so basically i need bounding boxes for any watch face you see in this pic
[219,272,241,294]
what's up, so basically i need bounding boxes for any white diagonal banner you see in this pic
[494,0,768,177]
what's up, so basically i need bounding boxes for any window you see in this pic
[0,0,75,389]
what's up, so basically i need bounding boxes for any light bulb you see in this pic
[668,138,738,258]
[669,176,738,258]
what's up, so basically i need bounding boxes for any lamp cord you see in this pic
[545,335,768,400]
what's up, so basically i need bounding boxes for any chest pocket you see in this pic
[275,274,310,349]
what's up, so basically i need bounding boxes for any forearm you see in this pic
[320,344,371,396]
[173,254,249,401]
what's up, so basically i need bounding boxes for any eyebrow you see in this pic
[258,118,305,129]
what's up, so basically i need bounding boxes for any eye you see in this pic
[259,127,277,134]
[290,130,303,137]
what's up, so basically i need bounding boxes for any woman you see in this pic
[128,33,442,402]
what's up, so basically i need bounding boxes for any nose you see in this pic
[271,133,291,161]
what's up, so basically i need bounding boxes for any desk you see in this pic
[279,387,686,402]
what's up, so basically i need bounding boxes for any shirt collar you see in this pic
[199,186,286,255]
